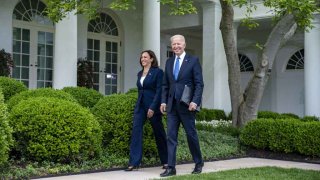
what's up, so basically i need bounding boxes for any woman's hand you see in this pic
[147,109,154,118]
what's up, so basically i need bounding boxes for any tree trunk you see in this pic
[219,0,242,127]
[238,14,297,126]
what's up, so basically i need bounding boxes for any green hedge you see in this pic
[196,108,227,121]
[240,118,320,156]
[7,88,77,111]
[0,90,13,166]
[62,86,103,109]
[0,76,27,102]
[91,93,157,157]
[9,97,102,163]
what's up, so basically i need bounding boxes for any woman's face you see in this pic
[140,52,153,68]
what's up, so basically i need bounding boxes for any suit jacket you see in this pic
[162,54,204,113]
[134,67,163,114]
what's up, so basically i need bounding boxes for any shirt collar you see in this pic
[176,51,186,61]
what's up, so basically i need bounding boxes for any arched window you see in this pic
[13,0,52,25]
[87,13,120,95]
[12,0,54,88]
[88,13,118,36]
[286,49,304,70]
[239,54,254,72]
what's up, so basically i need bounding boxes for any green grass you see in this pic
[164,167,320,180]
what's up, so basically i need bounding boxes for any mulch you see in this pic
[245,148,320,164]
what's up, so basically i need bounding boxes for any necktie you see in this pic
[173,57,180,80]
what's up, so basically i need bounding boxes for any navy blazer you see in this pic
[134,67,163,114]
[161,54,204,113]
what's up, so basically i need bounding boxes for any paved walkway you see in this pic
[35,158,320,180]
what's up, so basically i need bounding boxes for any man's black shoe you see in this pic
[192,162,204,174]
[160,167,176,177]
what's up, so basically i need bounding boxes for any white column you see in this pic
[143,0,160,64]
[53,12,78,89]
[304,14,320,117]
[202,1,231,112]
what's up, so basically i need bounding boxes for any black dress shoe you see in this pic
[160,167,176,177]
[192,162,204,174]
[162,164,168,169]
[124,166,139,171]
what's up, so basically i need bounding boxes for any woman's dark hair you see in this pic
[140,50,159,68]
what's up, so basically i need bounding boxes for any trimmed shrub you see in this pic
[268,119,300,153]
[280,113,300,119]
[196,108,227,121]
[91,93,157,157]
[257,111,281,119]
[295,122,320,156]
[7,88,77,111]
[240,119,275,149]
[9,97,102,163]
[0,90,13,166]
[125,88,138,95]
[0,76,27,102]
[301,116,319,122]
[62,86,103,109]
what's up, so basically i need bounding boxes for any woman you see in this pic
[125,50,168,171]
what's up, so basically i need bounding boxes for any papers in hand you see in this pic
[180,85,200,112]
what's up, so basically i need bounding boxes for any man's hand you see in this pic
[147,109,154,118]
[189,102,197,111]
[160,104,166,114]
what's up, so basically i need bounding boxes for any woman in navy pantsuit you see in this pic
[125,50,168,171]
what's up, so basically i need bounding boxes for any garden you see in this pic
[0,76,319,179]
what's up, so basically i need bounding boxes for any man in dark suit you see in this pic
[160,35,204,177]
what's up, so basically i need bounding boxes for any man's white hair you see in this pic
[170,34,186,43]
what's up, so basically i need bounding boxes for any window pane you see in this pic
[106,42,111,51]
[94,62,99,72]
[46,33,53,44]
[22,42,30,54]
[87,39,93,49]
[46,57,53,68]
[93,73,99,83]
[22,55,29,66]
[37,69,45,80]
[106,64,111,73]
[112,53,117,63]
[112,42,117,52]
[46,70,53,80]
[13,54,21,66]
[38,56,46,68]
[37,81,44,88]
[13,41,21,53]
[13,28,21,40]
[87,50,93,60]
[38,44,45,55]
[112,64,117,73]
[22,29,30,41]
[38,31,45,44]
[106,52,111,63]
[46,45,53,56]
[94,40,100,50]
[45,82,52,88]
[94,51,100,61]
[112,86,117,94]
[12,68,20,78]
[21,67,29,79]
[105,85,111,95]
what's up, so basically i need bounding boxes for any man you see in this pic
[160,34,204,177]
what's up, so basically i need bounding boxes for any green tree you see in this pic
[44,0,320,127]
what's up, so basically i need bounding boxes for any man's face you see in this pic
[171,37,186,56]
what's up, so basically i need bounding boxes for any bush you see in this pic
[91,93,157,157]
[0,49,14,77]
[7,88,77,111]
[280,113,300,119]
[301,116,319,122]
[125,88,138,95]
[240,118,320,156]
[196,108,227,121]
[257,111,281,119]
[0,76,27,102]
[0,90,13,166]
[9,97,102,163]
[62,86,103,109]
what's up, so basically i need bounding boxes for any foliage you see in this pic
[196,108,227,121]
[257,111,281,119]
[77,58,94,89]
[159,0,197,15]
[6,88,77,111]
[0,49,14,77]
[0,76,27,102]
[125,88,138,95]
[301,115,320,122]
[91,93,157,157]
[280,113,300,119]
[0,90,13,166]
[196,120,240,137]
[62,86,103,109]
[9,97,102,163]
[44,0,100,22]
[240,118,320,156]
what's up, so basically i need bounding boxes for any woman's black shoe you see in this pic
[124,166,139,171]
